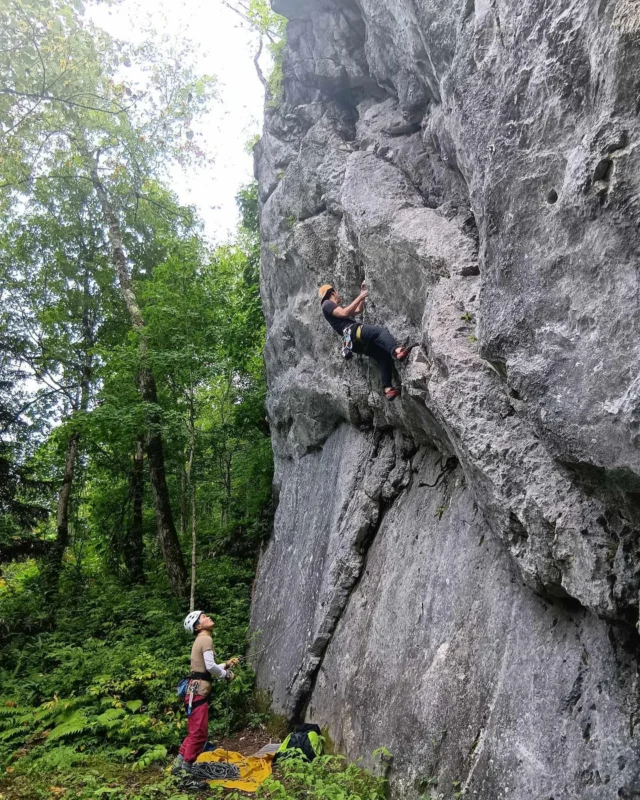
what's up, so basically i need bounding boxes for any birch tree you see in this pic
[0,0,216,597]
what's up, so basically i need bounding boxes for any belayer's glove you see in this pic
[225,670,235,681]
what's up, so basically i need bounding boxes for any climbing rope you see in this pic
[222,283,376,703]
[189,761,241,781]
[359,281,372,393]
[223,678,232,764]
[239,606,305,663]
[191,761,240,781]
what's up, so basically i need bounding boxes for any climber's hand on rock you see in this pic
[359,289,368,300]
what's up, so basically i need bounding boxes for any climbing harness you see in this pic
[177,671,212,717]
[186,681,200,717]
[177,677,190,700]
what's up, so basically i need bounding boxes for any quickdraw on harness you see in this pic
[342,323,360,360]
[177,671,212,717]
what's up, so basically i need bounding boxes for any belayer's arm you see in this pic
[203,649,227,679]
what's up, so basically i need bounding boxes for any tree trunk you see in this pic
[50,430,80,569]
[180,463,188,537]
[186,394,197,611]
[90,159,188,598]
[123,437,145,583]
[44,265,94,596]
[190,484,197,612]
[140,369,188,597]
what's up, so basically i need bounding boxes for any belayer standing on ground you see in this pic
[319,283,414,400]
[173,610,239,773]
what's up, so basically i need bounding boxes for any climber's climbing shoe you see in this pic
[384,387,401,401]
[394,343,418,362]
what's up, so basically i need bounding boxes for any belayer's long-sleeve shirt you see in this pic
[190,632,227,696]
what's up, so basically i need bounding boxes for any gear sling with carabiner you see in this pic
[342,323,361,360]
[177,671,212,716]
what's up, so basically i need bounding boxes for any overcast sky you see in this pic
[90,0,266,243]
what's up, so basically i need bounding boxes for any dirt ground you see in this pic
[214,726,281,756]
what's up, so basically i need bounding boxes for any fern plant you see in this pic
[256,752,388,800]
[133,744,167,771]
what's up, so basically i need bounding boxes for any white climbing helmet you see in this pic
[183,610,203,634]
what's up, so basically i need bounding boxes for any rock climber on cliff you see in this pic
[319,283,414,400]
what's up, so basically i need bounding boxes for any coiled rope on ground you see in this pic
[188,761,241,781]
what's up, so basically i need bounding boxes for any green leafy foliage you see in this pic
[266,37,286,108]
[255,753,388,800]
[0,0,222,599]
[0,173,271,796]
[0,564,261,777]
[0,0,216,208]
[223,1,286,109]
[132,744,167,771]
[0,1,283,797]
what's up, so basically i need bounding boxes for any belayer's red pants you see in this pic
[178,696,209,763]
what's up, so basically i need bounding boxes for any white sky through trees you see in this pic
[89,0,266,242]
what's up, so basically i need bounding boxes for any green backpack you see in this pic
[274,723,323,764]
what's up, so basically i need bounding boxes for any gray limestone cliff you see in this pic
[249,1,640,797]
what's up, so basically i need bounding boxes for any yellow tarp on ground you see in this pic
[196,748,274,793]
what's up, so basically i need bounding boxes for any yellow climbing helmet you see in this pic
[318,284,334,302]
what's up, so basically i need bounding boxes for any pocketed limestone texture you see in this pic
[250,1,640,796]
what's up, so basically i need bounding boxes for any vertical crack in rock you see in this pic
[290,433,412,720]
[251,425,415,720]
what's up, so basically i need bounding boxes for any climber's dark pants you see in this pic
[352,324,398,388]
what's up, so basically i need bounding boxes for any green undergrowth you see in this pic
[0,752,389,800]
[0,557,263,795]
[0,564,389,800]
[0,756,173,800]
[254,753,388,800]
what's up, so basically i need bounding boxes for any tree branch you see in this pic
[0,537,53,564]
[0,173,95,190]
[0,86,127,115]
[135,192,194,224]
[253,37,269,94]
[221,1,278,41]
[1,387,67,433]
